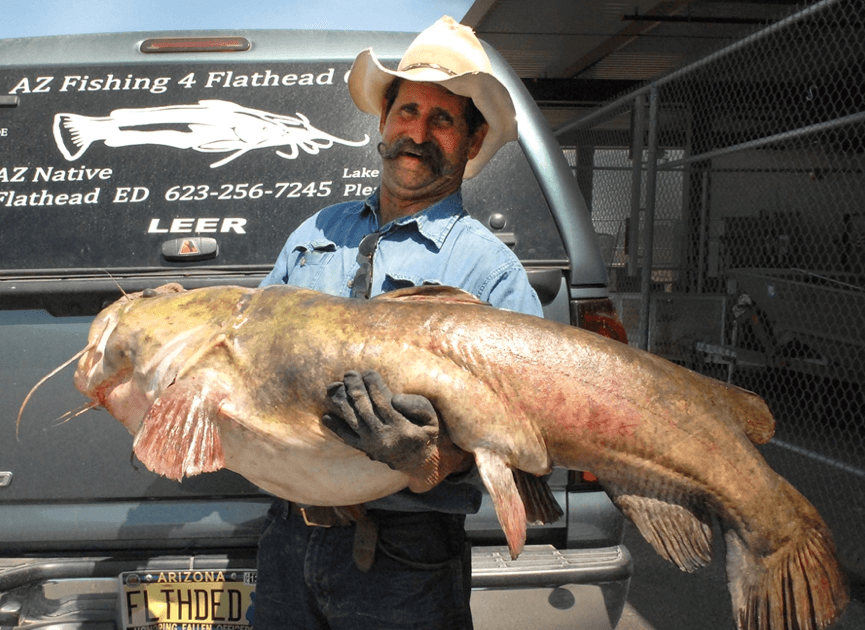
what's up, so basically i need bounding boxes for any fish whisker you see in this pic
[101,268,128,298]
[17,342,96,439]
[51,401,100,427]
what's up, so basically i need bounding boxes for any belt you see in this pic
[284,502,465,572]
[291,503,354,527]
[287,503,461,528]
[288,502,378,572]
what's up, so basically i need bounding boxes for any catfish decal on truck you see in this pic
[52,99,371,167]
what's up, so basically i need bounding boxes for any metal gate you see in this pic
[557,0,865,580]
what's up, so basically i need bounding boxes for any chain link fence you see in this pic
[557,0,865,581]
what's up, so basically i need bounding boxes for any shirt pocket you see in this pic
[381,272,442,294]
[288,240,337,288]
[295,240,336,266]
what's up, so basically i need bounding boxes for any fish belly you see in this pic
[218,413,410,506]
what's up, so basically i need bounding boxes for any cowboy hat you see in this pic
[348,15,517,180]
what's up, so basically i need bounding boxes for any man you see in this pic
[256,16,543,630]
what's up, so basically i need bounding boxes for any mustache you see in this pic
[377,138,458,178]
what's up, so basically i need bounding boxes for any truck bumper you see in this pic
[471,544,632,629]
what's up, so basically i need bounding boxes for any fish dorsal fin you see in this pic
[512,470,564,526]
[694,373,775,445]
[726,383,775,445]
[373,285,488,305]
[474,448,526,559]
[133,379,226,480]
[613,493,713,572]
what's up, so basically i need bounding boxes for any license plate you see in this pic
[119,569,256,629]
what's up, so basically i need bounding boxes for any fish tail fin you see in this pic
[724,482,849,630]
[614,493,714,572]
[133,380,226,480]
[475,448,526,559]
[53,113,100,161]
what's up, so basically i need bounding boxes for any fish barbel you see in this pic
[62,282,847,630]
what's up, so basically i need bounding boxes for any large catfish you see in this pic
[56,282,847,630]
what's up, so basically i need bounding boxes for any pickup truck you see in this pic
[0,28,631,629]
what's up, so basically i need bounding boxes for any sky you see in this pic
[0,0,475,39]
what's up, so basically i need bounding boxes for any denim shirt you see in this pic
[260,189,543,513]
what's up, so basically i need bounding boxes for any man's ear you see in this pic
[467,122,489,161]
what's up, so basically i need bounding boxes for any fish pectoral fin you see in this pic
[613,493,713,572]
[133,380,226,481]
[400,440,471,492]
[404,438,474,494]
[402,407,475,493]
[475,448,527,559]
[512,470,563,525]
[373,285,489,306]
[195,137,245,152]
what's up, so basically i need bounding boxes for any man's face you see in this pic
[378,81,487,205]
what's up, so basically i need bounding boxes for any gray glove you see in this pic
[322,370,439,472]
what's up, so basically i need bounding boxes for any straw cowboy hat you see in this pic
[348,15,517,180]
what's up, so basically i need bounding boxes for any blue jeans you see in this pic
[254,500,474,630]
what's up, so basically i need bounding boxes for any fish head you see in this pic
[74,283,186,432]
[231,111,299,147]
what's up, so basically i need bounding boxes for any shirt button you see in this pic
[347,279,354,288]
[299,257,306,266]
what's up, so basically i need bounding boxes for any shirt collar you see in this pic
[361,189,467,250]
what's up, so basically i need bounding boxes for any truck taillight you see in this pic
[571,298,628,343]
[567,470,600,491]
[568,298,625,489]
